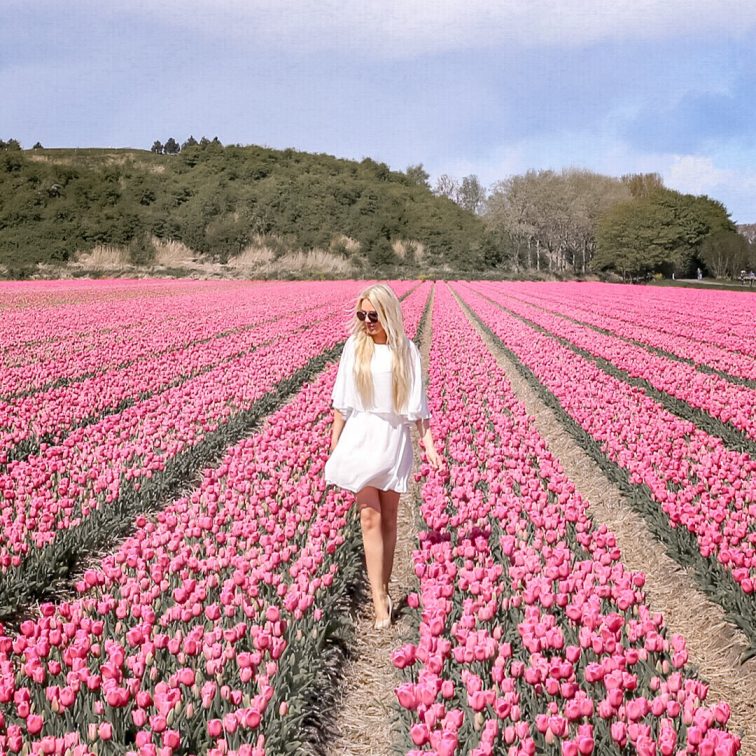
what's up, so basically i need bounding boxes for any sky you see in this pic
[2,1,756,222]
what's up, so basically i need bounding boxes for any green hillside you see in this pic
[0,141,489,277]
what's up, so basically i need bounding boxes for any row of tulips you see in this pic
[515,281,756,352]
[1,280,241,358]
[489,283,755,382]
[394,282,740,755]
[1,281,369,399]
[0,283,419,614]
[454,284,756,644]
[0,281,431,755]
[464,283,756,448]
[0,289,355,466]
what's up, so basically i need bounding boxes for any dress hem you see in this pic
[326,481,408,495]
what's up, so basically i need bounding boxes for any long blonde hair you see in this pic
[350,284,412,413]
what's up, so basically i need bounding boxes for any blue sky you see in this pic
[3,1,756,222]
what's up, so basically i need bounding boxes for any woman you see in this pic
[324,283,441,629]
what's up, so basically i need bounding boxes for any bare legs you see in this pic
[356,486,401,622]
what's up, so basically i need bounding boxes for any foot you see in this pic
[374,594,393,630]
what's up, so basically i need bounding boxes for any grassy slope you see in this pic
[0,145,487,276]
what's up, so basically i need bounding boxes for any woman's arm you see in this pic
[330,409,347,453]
[415,417,442,469]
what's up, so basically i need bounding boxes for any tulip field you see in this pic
[0,278,754,754]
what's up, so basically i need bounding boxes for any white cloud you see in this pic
[9,0,756,59]
[662,154,756,220]
[664,155,735,195]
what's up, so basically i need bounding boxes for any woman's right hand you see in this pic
[425,445,442,470]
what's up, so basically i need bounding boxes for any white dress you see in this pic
[324,335,430,494]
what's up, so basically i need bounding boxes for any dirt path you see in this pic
[451,287,756,755]
[326,286,434,756]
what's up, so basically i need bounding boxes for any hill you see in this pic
[0,141,489,278]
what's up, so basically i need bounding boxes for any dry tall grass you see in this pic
[65,234,357,277]
[27,154,73,166]
[152,238,196,267]
[228,246,276,270]
[272,250,354,275]
[229,241,354,276]
[329,234,362,256]
[75,245,130,270]
[392,239,425,261]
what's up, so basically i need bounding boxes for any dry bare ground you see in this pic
[326,286,435,756]
[451,289,756,755]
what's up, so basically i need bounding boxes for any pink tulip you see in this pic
[26,714,43,735]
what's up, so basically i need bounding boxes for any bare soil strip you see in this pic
[453,289,756,755]
[326,286,434,756]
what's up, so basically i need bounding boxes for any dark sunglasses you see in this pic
[356,310,380,324]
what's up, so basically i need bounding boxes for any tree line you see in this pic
[425,165,755,279]
[150,136,223,154]
[1,135,753,280]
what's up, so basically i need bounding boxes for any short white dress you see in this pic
[324,335,430,494]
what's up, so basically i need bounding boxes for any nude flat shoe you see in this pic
[374,594,393,630]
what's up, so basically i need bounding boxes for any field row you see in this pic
[498,282,756,359]
[455,283,756,644]
[391,283,740,755]
[466,282,756,444]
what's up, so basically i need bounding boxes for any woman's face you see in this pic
[359,298,387,341]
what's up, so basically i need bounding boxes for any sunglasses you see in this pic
[356,310,380,324]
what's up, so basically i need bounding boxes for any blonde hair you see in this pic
[350,283,412,413]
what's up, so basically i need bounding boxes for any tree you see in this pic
[0,139,21,151]
[204,210,252,262]
[594,197,672,278]
[128,233,156,266]
[593,188,727,278]
[150,140,163,154]
[433,174,459,201]
[700,231,750,278]
[163,137,180,155]
[405,163,430,189]
[738,223,756,243]
[181,135,198,149]
[484,169,629,273]
[621,172,664,198]
[457,175,486,214]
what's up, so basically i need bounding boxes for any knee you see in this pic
[360,505,381,532]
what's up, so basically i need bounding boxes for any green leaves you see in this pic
[594,187,735,277]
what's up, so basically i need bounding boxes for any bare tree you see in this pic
[433,174,459,201]
[484,169,630,273]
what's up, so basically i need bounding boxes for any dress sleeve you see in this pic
[331,336,355,419]
[404,339,431,422]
